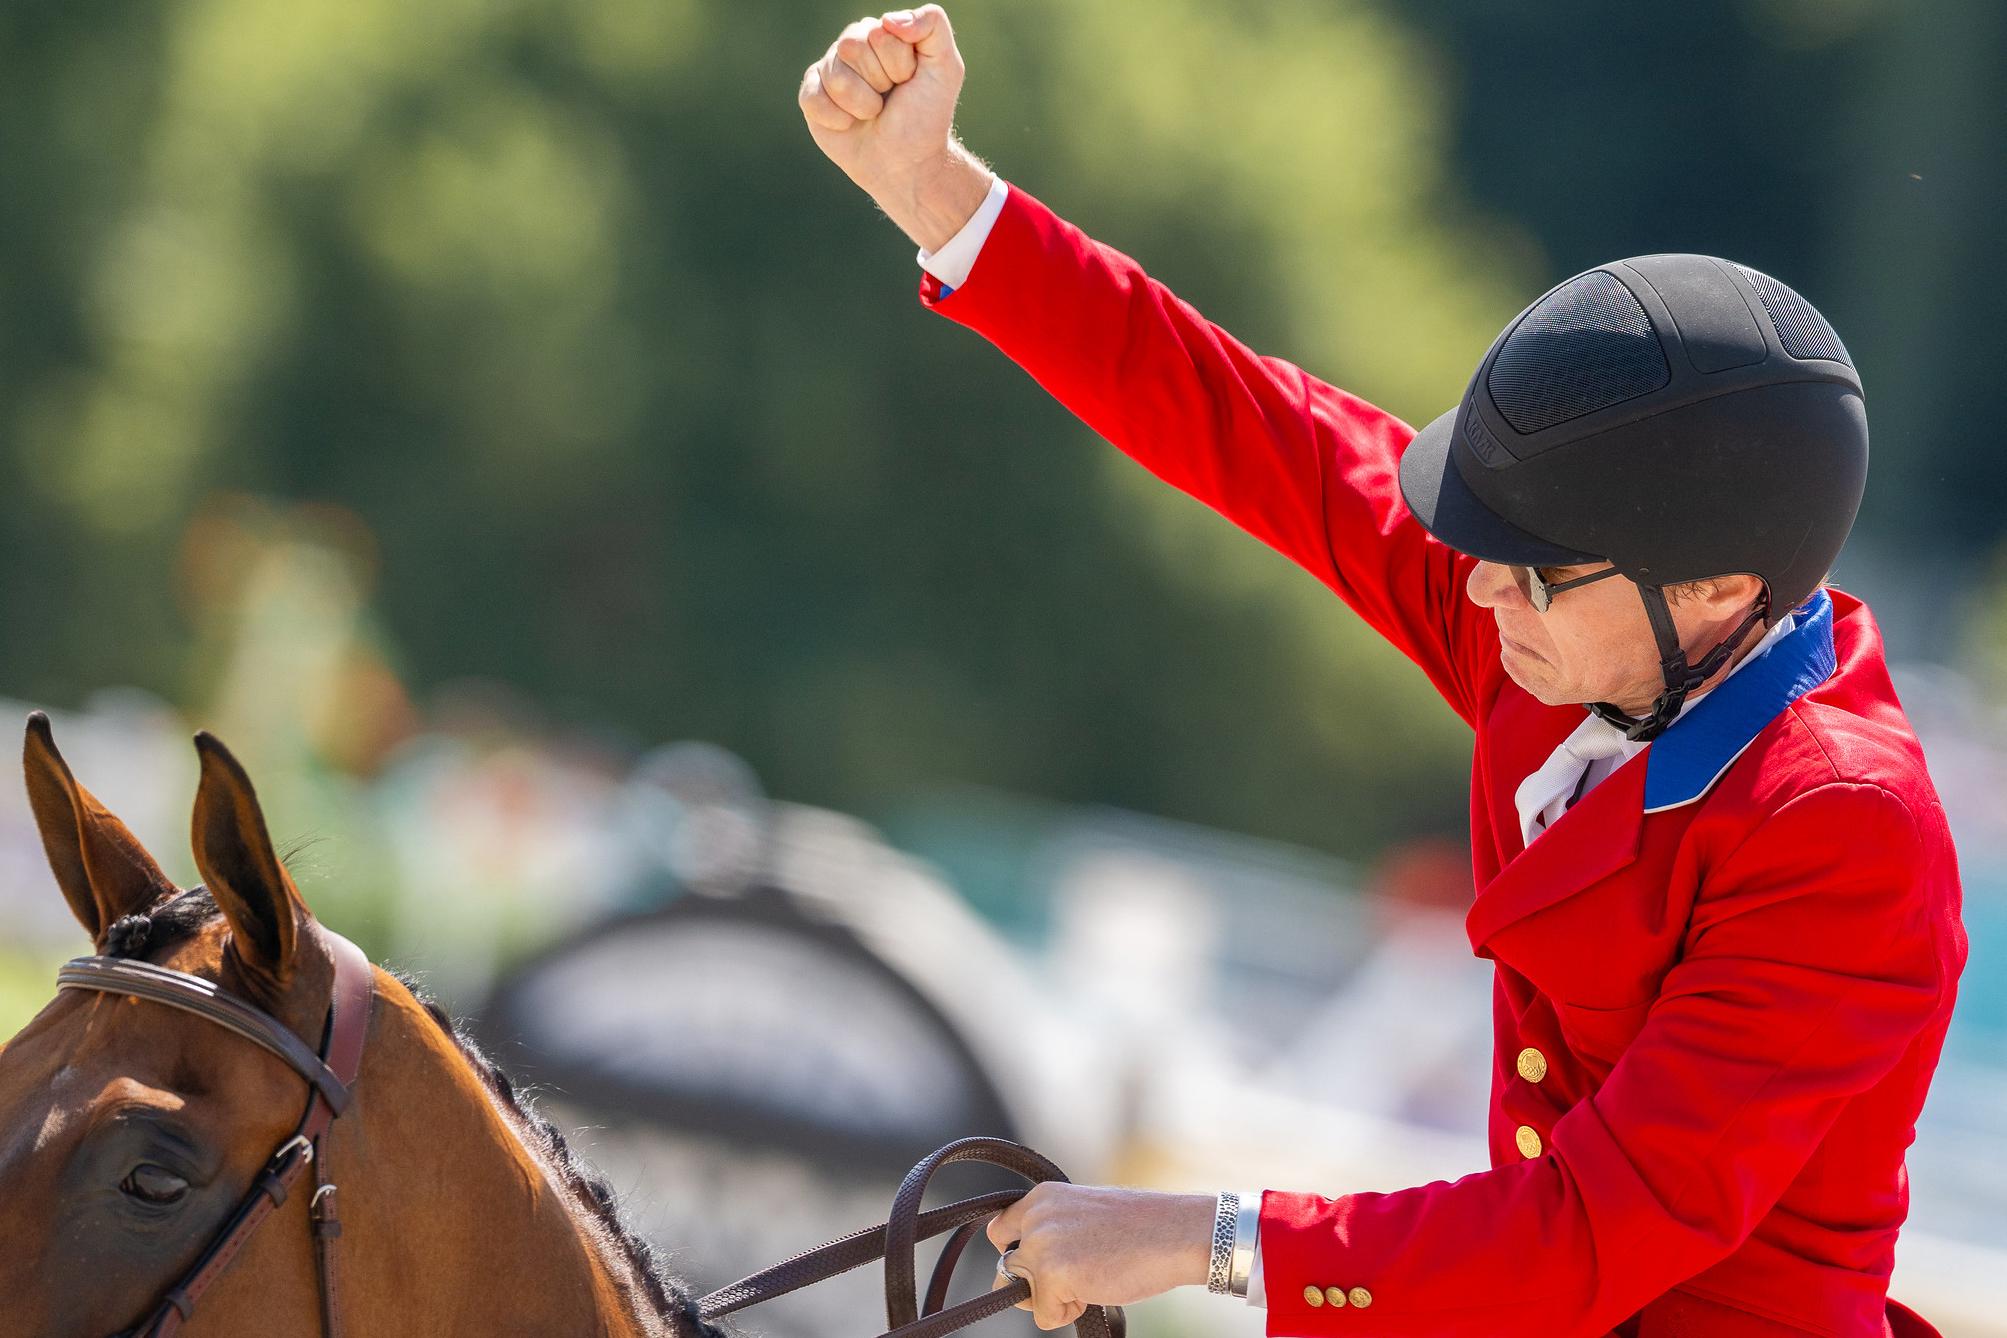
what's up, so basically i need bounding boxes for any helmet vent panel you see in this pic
[1487,271,1671,434]
[1737,265,1852,365]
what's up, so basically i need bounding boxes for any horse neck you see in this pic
[328,977,677,1338]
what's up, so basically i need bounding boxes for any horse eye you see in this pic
[120,1163,189,1205]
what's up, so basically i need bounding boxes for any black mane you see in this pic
[105,888,729,1338]
[394,976,730,1337]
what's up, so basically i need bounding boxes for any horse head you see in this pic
[0,713,725,1338]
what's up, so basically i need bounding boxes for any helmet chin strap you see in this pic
[1589,585,1770,743]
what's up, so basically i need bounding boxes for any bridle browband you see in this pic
[57,919,375,1338]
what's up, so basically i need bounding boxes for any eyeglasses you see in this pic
[1513,563,1621,612]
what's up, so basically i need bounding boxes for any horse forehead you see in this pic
[0,996,199,1119]
[0,1012,146,1184]
[0,1069,64,1181]
[0,993,107,1125]
[4,966,298,1139]
[89,991,305,1112]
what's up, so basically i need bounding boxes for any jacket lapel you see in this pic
[1477,684,1590,870]
[1466,749,1645,953]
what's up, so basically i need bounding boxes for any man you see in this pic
[799,9,1967,1336]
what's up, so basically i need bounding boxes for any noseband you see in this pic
[57,921,375,1338]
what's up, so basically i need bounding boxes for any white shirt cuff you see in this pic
[1244,1190,1266,1307]
[915,172,1008,292]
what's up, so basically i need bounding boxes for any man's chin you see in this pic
[1498,655,1547,697]
[1503,662,1589,709]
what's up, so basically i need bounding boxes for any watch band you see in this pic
[1229,1188,1262,1298]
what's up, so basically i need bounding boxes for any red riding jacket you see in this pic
[915,182,1967,1338]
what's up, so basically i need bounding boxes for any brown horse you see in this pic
[0,713,732,1338]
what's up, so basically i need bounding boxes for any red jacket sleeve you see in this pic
[1256,781,1952,1337]
[918,181,1493,726]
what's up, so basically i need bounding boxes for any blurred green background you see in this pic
[4,0,1997,868]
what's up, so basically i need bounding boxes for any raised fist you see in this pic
[799,7,965,201]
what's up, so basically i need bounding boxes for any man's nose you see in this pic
[1467,561,1522,610]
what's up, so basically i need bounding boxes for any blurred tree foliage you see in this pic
[0,0,1998,862]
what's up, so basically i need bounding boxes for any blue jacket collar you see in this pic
[1642,589,1837,813]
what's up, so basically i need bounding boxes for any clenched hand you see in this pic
[798,7,994,254]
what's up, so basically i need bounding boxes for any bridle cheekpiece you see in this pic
[57,920,375,1338]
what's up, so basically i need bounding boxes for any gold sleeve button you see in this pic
[1348,1287,1373,1309]
[1515,1124,1544,1158]
[1303,1285,1325,1308]
[1324,1286,1348,1307]
[1516,1046,1548,1082]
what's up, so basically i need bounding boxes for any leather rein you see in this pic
[59,931,1110,1338]
[57,922,375,1338]
[696,1135,1127,1338]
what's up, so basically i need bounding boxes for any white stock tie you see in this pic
[1514,715,1635,848]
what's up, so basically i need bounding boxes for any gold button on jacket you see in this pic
[1303,1285,1325,1307]
[1348,1287,1374,1309]
[1323,1286,1348,1308]
[1516,1046,1548,1082]
[1515,1124,1544,1158]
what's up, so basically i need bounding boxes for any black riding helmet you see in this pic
[1398,253,1867,741]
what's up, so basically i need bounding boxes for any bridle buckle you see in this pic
[267,1133,315,1176]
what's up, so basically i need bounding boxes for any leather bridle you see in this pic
[57,921,375,1338]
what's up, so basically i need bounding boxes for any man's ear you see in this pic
[1674,573,1765,621]
[23,711,179,945]
[1712,573,1768,620]
[190,731,306,998]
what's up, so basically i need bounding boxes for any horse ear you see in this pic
[23,711,179,945]
[190,731,305,997]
